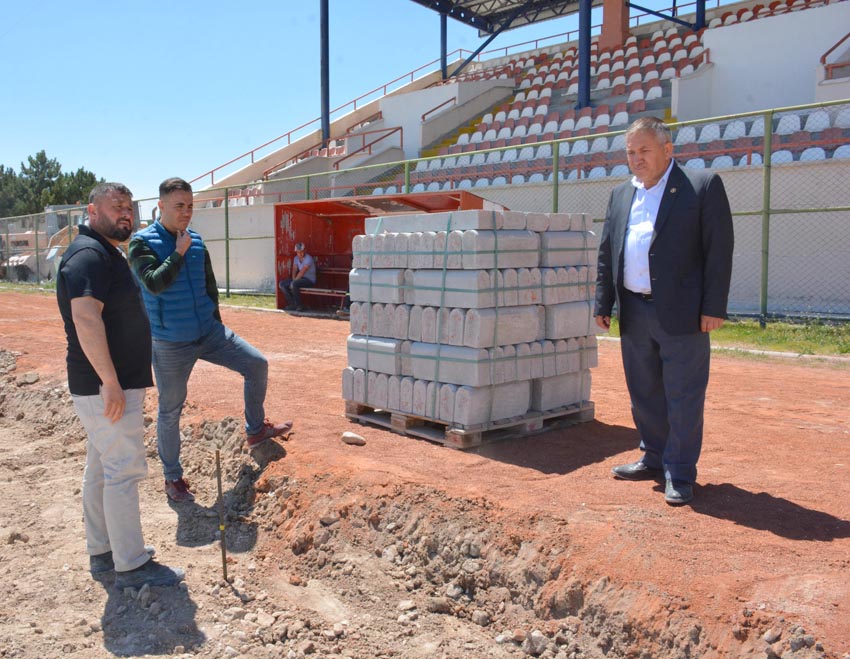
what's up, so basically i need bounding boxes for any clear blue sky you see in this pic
[1,0,691,203]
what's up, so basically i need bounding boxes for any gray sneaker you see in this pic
[90,545,156,575]
[115,559,185,589]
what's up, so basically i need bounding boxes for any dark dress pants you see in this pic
[619,291,711,484]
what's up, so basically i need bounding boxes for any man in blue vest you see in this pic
[129,178,293,502]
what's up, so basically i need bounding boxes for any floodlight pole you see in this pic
[440,12,448,79]
[320,0,330,147]
[577,0,592,109]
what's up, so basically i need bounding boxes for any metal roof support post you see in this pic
[441,12,448,80]
[627,2,696,30]
[320,0,330,148]
[695,0,706,30]
[577,0,592,109]
[451,1,530,78]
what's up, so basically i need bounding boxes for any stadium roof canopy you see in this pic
[408,0,597,35]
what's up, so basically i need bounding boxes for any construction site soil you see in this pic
[0,290,848,659]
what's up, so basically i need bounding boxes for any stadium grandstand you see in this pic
[187,0,850,319]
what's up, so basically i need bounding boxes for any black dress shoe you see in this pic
[664,479,694,505]
[611,461,664,481]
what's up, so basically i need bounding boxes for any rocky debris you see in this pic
[15,372,39,386]
[340,431,366,446]
[5,531,29,544]
[0,349,841,659]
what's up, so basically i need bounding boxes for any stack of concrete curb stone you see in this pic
[341,209,599,439]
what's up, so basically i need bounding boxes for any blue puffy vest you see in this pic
[134,222,216,342]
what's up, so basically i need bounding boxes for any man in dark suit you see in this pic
[594,117,734,505]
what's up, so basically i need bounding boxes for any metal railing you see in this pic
[187,0,743,188]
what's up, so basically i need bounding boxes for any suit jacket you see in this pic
[594,161,734,335]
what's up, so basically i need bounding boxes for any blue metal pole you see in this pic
[440,12,448,80]
[320,0,330,147]
[578,0,592,109]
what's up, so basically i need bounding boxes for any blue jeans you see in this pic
[279,277,314,308]
[152,321,268,481]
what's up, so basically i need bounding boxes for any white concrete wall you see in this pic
[379,79,512,159]
[191,203,276,291]
[816,66,850,103]
[677,2,850,119]
[671,64,715,122]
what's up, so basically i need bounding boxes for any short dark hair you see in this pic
[625,116,672,145]
[159,177,193,198]
[89,182,133,204]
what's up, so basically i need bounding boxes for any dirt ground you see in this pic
[0,289,848,659]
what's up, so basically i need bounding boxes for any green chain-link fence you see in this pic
[3,99,849,321]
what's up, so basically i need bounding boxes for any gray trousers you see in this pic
[73,388,151,572]
[619,292,711,484]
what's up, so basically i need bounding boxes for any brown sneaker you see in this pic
[246,420,293,448]
[164,477,195,502]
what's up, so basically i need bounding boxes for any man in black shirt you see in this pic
[57,182,184,589]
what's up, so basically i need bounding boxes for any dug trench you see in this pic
[0,347,839,659]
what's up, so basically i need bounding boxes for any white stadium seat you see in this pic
[698,123,721,143]
[738,153,763,166]
[684,158,706,169]
[803,110,830,133]
[590,137,608,153]
[775,114,801,135]
[722,120,747,141]
[570,139,589,155]
[674,126,697,145]
[799,147,826,162]
[771,149,794,164]
[608,134,626,152]
[832,145,850,159]
[710,155,734,169]
[834,108,850,129]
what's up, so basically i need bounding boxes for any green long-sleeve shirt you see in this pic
[127,232,221,321]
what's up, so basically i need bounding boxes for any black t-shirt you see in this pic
[56,225,154,395]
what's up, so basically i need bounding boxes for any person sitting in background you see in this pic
[279,242,316,312]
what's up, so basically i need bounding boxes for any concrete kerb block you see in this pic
[350,268,406,304]
[463,306,542,348]
[346,335,404,375]
[545,300,598,340]
[531,371,588,411]
[539,231,599,267]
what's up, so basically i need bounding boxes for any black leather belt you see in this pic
[625,289,653,302]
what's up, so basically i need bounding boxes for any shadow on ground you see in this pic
[98,577,204,656]
[472,420,639,475]
[690,482,850,540]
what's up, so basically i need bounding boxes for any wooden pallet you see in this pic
[344,400,595,450]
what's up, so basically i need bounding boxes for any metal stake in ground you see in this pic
[215,449,228,582]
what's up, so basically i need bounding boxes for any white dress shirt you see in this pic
[623,159,675,294]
